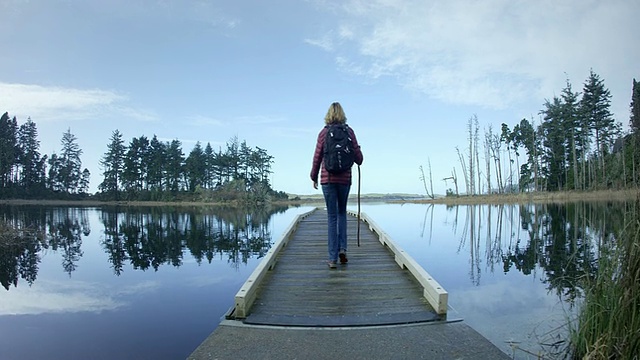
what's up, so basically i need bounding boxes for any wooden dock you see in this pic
[228,208,448,326]
[188,208,511,360]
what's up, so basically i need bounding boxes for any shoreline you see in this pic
[0,189,637,207]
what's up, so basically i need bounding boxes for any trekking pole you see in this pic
[357,165,361,247]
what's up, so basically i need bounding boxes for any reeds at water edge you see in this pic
[568,194,640,359]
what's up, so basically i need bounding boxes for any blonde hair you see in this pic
[324,102,347,125]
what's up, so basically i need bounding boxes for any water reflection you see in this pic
[47,208,90,275]
[2,200,630,302]
[443,201,632,304]
[0,227,42,290]
[0,204,288,290]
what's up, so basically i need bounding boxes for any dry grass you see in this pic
[409,189,637,205]
[0,221,39,246]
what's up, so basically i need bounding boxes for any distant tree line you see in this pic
[0,113,286,203]
[443,70,640,195]
[0,113,89,199]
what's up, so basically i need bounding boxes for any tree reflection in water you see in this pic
[0,206,88,289]
[99,205,287,274]
[0,222,42,290]
[1,201,631,301]
[442,200,632,304]
[0,204,288,290]
[46,208,90,275]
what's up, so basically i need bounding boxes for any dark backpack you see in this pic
[323,124,355,174]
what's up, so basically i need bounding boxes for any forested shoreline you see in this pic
[423,72,640,198]
[2,71,640,204]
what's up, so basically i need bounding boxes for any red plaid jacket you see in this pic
[310,125,363,185]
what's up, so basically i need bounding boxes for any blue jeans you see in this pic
[321,183,351,262]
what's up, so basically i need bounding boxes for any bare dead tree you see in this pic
[467,116,475,195]
[484,125,493,193]
[488,132,504,193]
[419,161,435,199]
[474,115,481,194]
[456,146,469,195]
[442,168,459,196]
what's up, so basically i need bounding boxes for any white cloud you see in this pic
[116,106,159,123]
[452,278,571,355]
[186,114,285,128]
[304,34,335,52]
[160,0,240,29]
[314,0,640,115]
[0,82,157,123]
[187,114,225,127]
[269,126,319,139]
[236,115,286,125]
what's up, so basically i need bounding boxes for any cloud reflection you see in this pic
[0,280,160,316]
[451,278,570,355]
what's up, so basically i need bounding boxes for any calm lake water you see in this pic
[0,200,630,359]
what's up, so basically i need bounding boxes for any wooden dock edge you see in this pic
[348,210,449,315]
[231,208,317,319]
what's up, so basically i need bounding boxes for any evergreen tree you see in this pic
[99,130,126,199]
[254,146,274,187]
[631,79,640,133]
[122,135,149,194]
[560,80,581,190]
[541,96,567,191]
[185,141,206,192]
[501,122,519,192]
[47,153,62,192]
[512,118,539,191]
[629,79,640,186]
[18,117,43,195]
[209,146,225,188]
[165,139,184,193]
[79,168,91,194]
[226,136,240,180]
[217,147,231,184]
[147,135,166,192]
[203,142,215,189]
[58,128,83,193]
[239,140,252,184]
[581,70,617,186]
[0,112,19,190]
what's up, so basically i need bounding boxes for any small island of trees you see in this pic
[0,114,286,204]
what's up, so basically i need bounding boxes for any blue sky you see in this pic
[1,0,638,196]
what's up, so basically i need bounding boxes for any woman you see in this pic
[310,102,364,269]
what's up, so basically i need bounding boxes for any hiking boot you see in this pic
[339,252,348,264]
[327,261,337,269]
